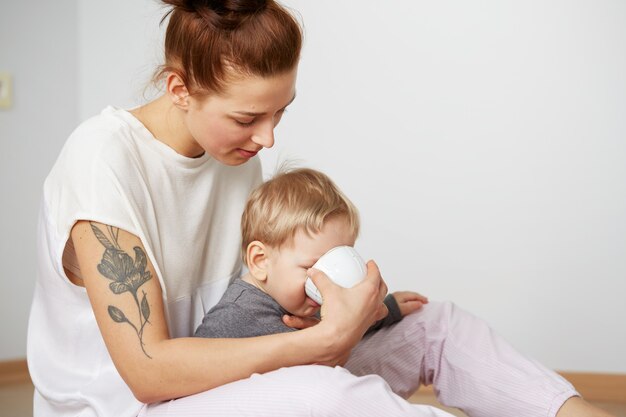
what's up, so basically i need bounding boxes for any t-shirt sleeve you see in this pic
[51,129,138,228]
[43,122,141,281]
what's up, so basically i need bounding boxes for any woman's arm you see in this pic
[71,220,387,403]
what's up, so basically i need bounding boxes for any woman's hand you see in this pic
[392,291,429,316]
[283,290,428,329]
[305,260,388,366]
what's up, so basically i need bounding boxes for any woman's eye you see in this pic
[235,119,255,127]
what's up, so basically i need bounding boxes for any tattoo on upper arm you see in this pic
[90,223,153,359]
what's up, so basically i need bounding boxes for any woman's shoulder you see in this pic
[44,107,148,197]
[42,107,144,237]
[67,106,140,151]
[54,106,150,173]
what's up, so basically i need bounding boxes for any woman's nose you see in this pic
[251,123,275,149]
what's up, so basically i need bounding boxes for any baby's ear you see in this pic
[247,241,269,282]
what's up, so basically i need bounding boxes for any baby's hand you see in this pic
[392,291,429,317]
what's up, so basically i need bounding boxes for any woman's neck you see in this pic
[130,95,204,158]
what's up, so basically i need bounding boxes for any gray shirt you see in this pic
[194,279,403,338]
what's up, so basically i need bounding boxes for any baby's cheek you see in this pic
[291,295,310,316]
[278,291,305,314]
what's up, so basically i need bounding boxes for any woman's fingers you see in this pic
[306,267,333,294]
[306,258,395,365]
[365,260,387,301]
[363,260,389,321]
[282,314,320,330]
[376,302,389,321]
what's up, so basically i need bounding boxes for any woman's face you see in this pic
[184,68,297,165]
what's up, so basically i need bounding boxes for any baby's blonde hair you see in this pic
[241,168,360,262]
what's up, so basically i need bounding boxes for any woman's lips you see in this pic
[237,148,259,158]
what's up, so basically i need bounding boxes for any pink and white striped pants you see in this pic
[140,301,578,417]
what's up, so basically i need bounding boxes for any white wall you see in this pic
[2,1,624,373]
[0,0,78,360]
[77,0,164,120]
[271,0,626,373]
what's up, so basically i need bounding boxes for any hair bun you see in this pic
[162,0,268,30]
[163,0,267,15]
[204,0,267,15]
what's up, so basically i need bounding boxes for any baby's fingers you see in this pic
[398,300,426,316]
[394,291,429,304]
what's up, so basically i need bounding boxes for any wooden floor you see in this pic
[408,390,626,417]
[2,381,624,417]
[0,381,35,417]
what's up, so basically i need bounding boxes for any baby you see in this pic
[194,168,427,338]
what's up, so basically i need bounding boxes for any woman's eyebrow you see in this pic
[233,93,297,117]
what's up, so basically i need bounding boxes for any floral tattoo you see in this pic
[90,223,153,359]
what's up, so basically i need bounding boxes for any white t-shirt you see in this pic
[27,106,262,417]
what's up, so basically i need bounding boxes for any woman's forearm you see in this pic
[128,325,337,403]
[126,267,390,403]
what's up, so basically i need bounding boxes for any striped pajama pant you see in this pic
[139,301,578,417]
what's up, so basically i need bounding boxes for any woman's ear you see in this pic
[246,241,269,282]
[165,72,190,110]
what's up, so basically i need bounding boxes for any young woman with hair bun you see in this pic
[27,1,613,416]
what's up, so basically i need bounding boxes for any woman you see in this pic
[27,1,613,416]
